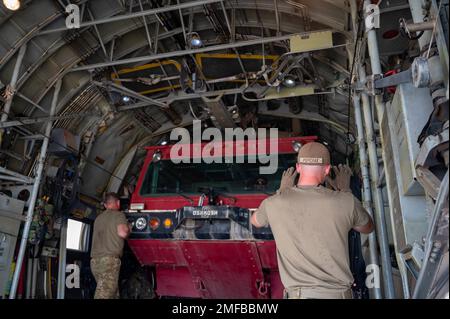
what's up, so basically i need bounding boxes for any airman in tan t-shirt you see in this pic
[251,142,374,299]
[256,186,371,294]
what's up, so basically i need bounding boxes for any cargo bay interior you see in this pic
[0,0,448,299]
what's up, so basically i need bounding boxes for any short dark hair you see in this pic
[104,192,120,203]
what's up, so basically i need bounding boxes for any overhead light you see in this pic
[191,38,202,47]
[122,96,130,103]
[282,76,296,88]
[158,136,169,146]
[3,0,20,11]
[188,32,203,48]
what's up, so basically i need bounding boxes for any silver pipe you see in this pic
[129,0,134,13]
[188,7,195,34]
[221,1,232,37]
[0,44,27,128]
[405,21,435,33]
[0,166,34,183]
[109,37,116,61]
[16,92,49,114]
[94,81,167,108]
[358,64,396,299]
[139,0,154,51]
[57,218,68,299]
[363,0,398,298]
[353,93,382,299]
[219,3,248,85]
[38,0,224,35]
[0,44,27,121]
[274,0,281,35]
[408,0,433,50]
[117,87,245,111]
[231,6,236,42]
[154,17,160,54]
[0,175,32,183]
[364,1,388,125]
[366,35,381,76]
[71,29,336,72]
[9,79,62,299]
[0,113,97,129]
[87,9,108,59]
[177,0,187,43]
[87,8,120,78]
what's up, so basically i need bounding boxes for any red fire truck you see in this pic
[126,136,317,299]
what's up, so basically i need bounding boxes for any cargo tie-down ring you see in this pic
[256,280,270,297]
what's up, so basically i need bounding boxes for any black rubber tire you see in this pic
[120,270,155,299]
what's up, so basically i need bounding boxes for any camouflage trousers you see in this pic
[90,256,121,299]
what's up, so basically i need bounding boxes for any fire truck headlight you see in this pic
[135,217,147,230]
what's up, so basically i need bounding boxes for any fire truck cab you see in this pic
[126,136,318,299]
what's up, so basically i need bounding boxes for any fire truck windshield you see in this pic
[140,153,298,196]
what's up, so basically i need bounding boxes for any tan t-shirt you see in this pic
[90,209,128,259]
[255,186,370,291]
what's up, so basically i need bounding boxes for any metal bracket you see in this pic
[366,74,383,95]
[416,166,442,200]
[23,139,36,159]
[413,169,449,298]
[399,245,422,278]
[374,69,413,89]
[411,241,425,269]
[415,124,449,167]
[352,81,365,93]
[412,57,431,88]
[0,166,34,184]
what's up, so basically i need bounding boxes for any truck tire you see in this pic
[120,270,155,299]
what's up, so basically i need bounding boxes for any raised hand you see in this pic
[278,167,298,191]
[326,164,353,192]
